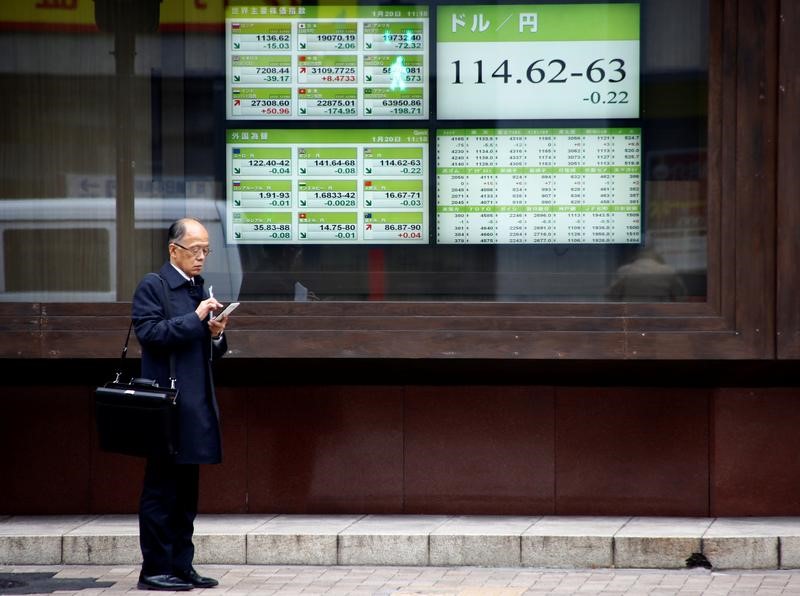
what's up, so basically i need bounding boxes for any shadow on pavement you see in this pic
[0,572,115,594]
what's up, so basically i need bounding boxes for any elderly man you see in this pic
[132,218,229,591]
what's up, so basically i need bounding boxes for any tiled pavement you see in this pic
[5,515,800,570]
[4,564,800,594]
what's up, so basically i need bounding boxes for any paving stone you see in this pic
[192,533,246,565]
[614,517,713,569]
[522,516,627,568]
[62,515,138,565]
[0,515,96,564]
[777,535,800,569]
[63,534,140,565]
[251,529,331,568]
[194,514,276,565]
[248,515,362,565]
[702,518,799,569]
[0,535,63,564]
[616,536,702,569]
[430,516,537,566]
[702,536,778,570]
[339,515,449,565]
[341,532,428,564]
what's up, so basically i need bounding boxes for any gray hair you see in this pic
[167,217,202,244]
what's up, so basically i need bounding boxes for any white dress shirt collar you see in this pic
[170,262,193,284]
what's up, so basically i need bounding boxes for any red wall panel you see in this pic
[404,386,555,514]
[200,388,249,513]
[555,387,710,516]
[712,388,800,515]
[89,450,144,513]
[4,382,800,517]
[245,385,404,513]
[2,387,92,514]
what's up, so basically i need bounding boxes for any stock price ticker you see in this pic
[226,5,429,120]
[224,3,643,247]
[436,128,642,245]
[437,4,640,119]
[226,129,429,245]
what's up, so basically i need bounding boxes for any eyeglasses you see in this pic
[172,242,212,257]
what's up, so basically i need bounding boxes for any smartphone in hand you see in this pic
[217,302,240,318]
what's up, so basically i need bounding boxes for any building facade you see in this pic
[1,0,799,516]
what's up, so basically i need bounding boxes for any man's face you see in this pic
[169,221,211,278]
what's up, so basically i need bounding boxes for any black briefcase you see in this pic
[95,274,179,458]
[95,375,178,457]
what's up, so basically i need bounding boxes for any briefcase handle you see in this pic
[116,274,178,392]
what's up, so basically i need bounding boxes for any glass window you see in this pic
[0,0,707,303]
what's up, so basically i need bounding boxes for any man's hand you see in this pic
[209,314,228,339]
[195,297,222,321]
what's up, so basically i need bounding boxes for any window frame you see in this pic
[0,0,783,360]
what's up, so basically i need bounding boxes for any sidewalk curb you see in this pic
[3,515,800,570]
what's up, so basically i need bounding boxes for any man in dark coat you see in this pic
[132,218,229,591]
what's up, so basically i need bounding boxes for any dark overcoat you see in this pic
[131,262,226,464]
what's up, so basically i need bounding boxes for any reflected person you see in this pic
[607,247,687,302]
[132,218,229,591]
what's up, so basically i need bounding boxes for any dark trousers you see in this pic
[139,459,199,576]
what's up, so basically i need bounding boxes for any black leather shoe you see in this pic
[137,573,194,591]
[175,568,219,589]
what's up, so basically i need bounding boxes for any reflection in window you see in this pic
[0,0,708,303]
[4,228,110,293]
